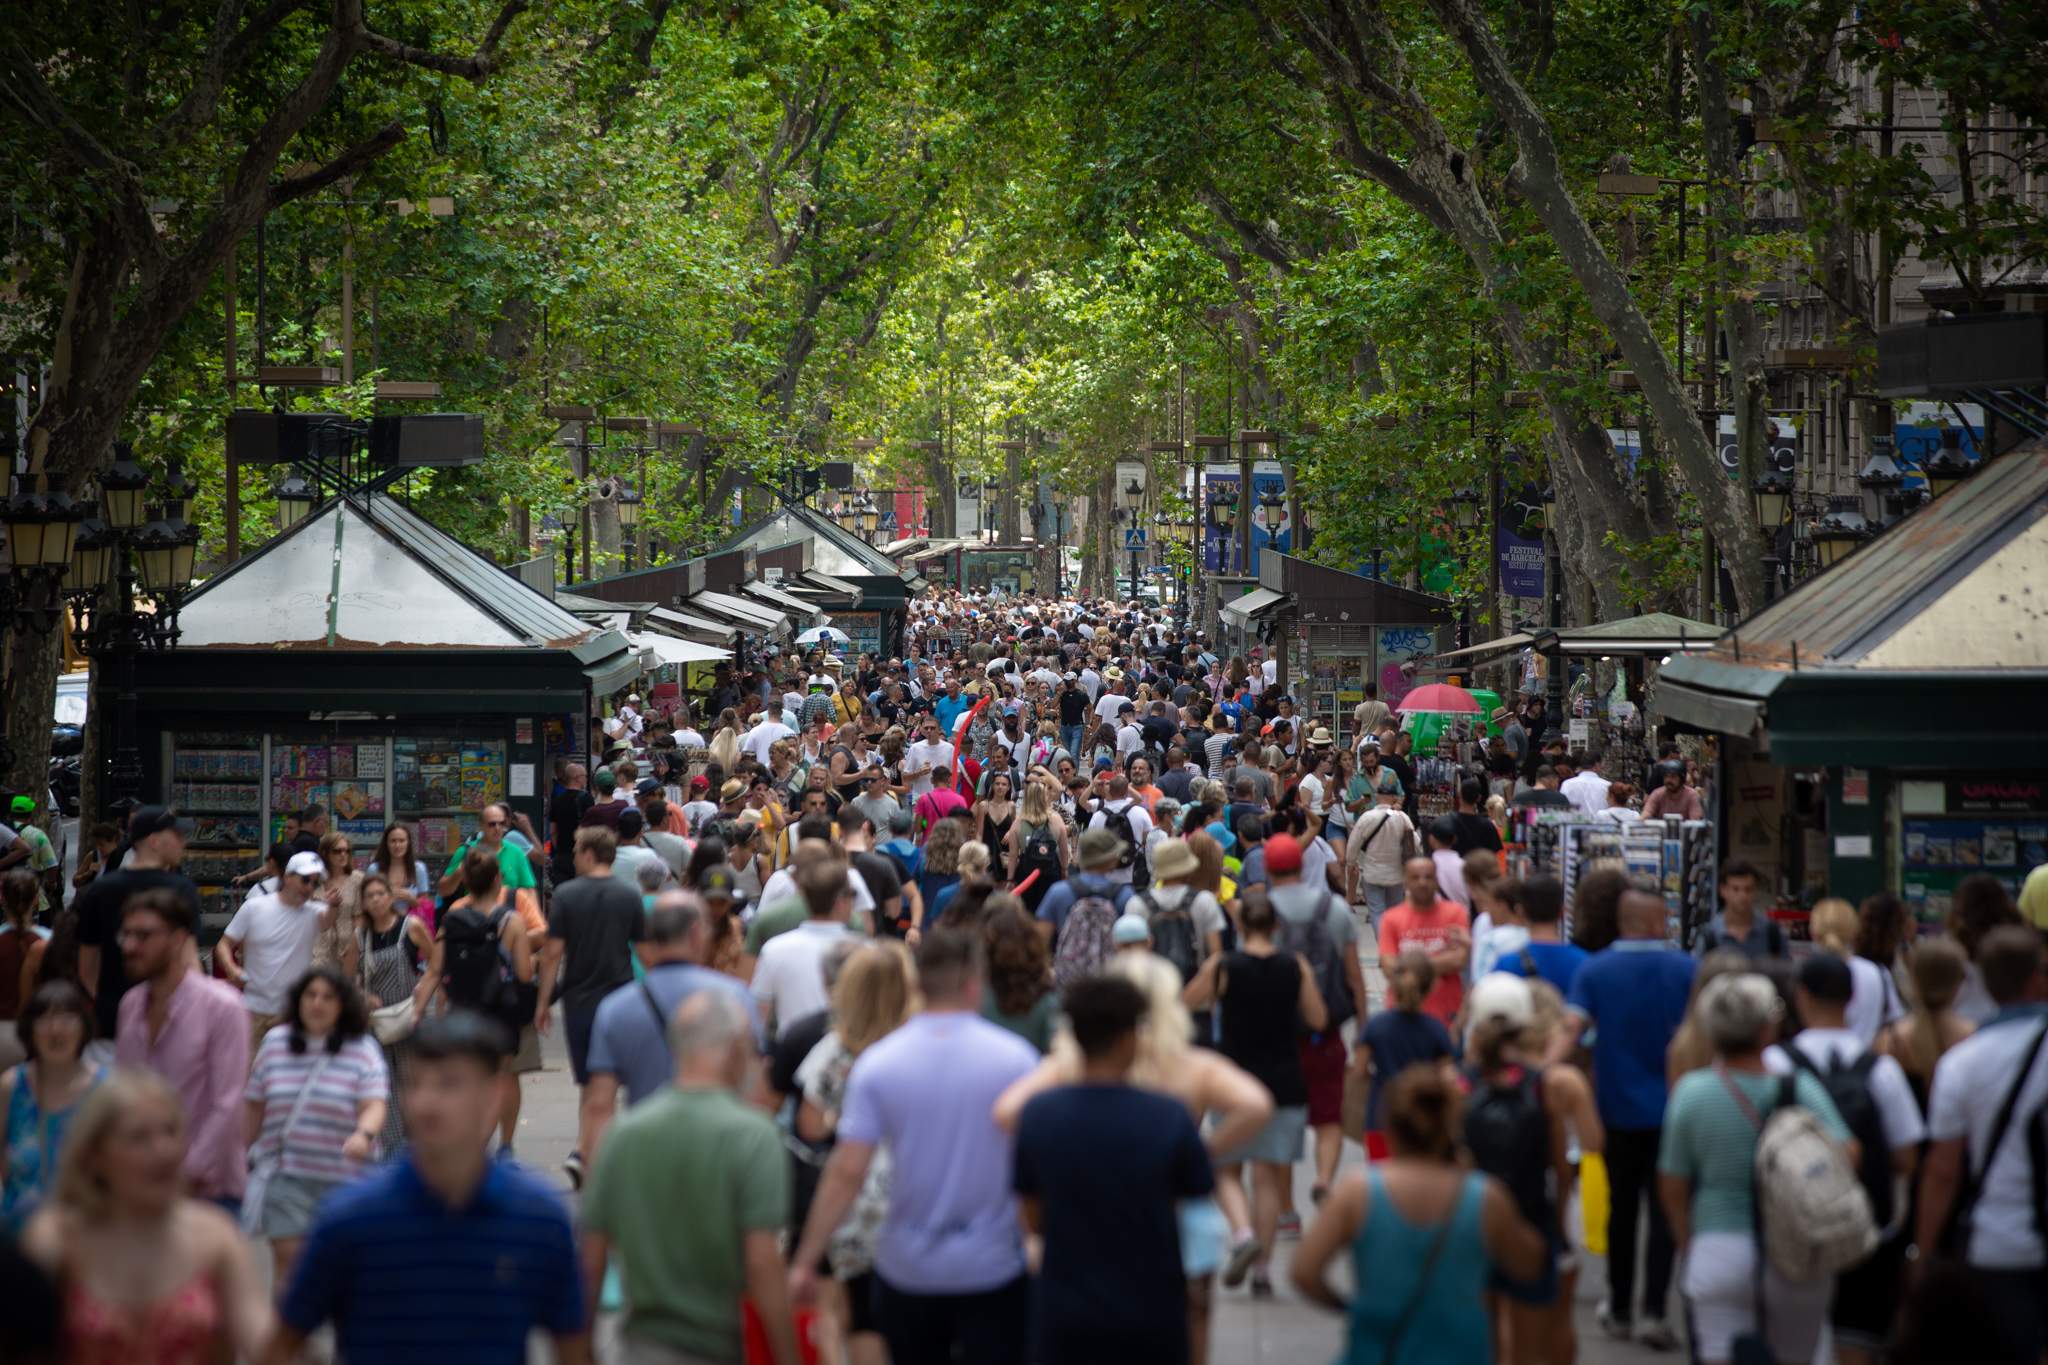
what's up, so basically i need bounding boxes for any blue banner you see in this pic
[1201,463,1291,574]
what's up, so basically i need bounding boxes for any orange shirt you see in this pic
[1377,899,1471,1026]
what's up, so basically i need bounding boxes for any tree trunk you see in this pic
[1421,0,1762,614]
[1687,11,1769,519]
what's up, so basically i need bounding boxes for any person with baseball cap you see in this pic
[218,850,330,1053]
[73,806,199,1051]
[1,793,61,917]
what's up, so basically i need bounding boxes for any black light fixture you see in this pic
[1922,427,1976,497]
[1451,485,1482,531]
[100,446,151,532]
[1256,486,1285,535]
[1751,468,1794,533]
[65,518,115,598]
[1811,497,1873,569]
[160,457,198,526]
[275,469,317,529]
[1855,437,1905,527]
[1123,476,1144,510]
[1540,482,1558,534]
[616,481,643,530]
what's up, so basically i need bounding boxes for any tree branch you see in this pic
[269,119,407,206]
[157,0,314,145]
[357,0,528,80]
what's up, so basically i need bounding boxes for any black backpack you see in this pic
[1781,1041,1895,1228]
[1463,1066,1554,1234]
[1015,821,1064,888]
[1101,803,1149,889]
[442,902,533,1029]
[1139,886,1203,983]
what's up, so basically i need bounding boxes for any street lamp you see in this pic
[1256,486,1286,544]
[66,456,204,816]
[1207,483,1238,574]
[1856,438,1905,528]
[1751,468,1794,533]
[275,469,317,529]
[1812,498,1873,569]
[855,492,879,542]
[1451,485,1482,532]
[100,446,150,532]
[1922,428,1976,497]
[616,480,642,568]
[1122,477,1145,599]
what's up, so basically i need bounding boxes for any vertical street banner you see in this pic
[1497,481,1547,599]
[952,475,980,540]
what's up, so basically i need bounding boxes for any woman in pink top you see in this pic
[21,1069,271,1365]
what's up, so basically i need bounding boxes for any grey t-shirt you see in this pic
[1268,881,1357,951]
[849,792,904,835]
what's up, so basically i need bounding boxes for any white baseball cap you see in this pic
[285,851,327,878]
[1465,973,1535,1043]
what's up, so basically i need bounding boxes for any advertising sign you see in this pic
[1498,481,1547,599]
[1201,461,1290,574]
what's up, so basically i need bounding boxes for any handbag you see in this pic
[241,1052,333,1236]
[361,927,418,1044]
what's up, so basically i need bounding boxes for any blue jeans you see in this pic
[1061,725,1085,761]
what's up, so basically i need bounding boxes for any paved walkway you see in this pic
[500,938,1681,1364]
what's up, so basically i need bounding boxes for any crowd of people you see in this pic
[4,585,2048,1365]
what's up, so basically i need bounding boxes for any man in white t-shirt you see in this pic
[217,850,328,1050]
[1093,678,1129,725]
[1086,775,1154,887]
[903,716,956,800]
[751,855,856,1036]
[1919,926,2048,1361]
[742,713,795,767]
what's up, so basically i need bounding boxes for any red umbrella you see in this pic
[1396,682,1482,714]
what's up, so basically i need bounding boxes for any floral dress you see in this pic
[797,1033,891,1280]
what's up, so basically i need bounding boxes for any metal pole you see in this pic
[106,559,144,817]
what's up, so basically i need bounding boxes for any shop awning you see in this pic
[790,571,864,604]
[744,580,826,622]
[646,605,737,646]
[685,590,790,636]
[630,632,733,668]
[1424,614,1721,672]
[1219,587,1287,626]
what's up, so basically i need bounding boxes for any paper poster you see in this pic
[509,763,536,798]
[355,744,388,779]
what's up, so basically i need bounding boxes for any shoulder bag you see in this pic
[241,1051,334,1236]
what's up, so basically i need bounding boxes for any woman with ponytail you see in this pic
[1875,937,1975,1114]
[1292,1065,1547,1363]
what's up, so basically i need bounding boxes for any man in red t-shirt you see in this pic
[1377,856,1471,1026]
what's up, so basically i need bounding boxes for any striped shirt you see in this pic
[280,1157,584,1363]
[244,1028,389,1181]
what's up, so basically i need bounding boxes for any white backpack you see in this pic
[1719,1066,1878,1283]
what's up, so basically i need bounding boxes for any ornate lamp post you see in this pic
[1208,483,1238,575]
[1922,427,1977,498]
[1856,438,1906,529]
[1811,498,1874,570]
[274,468,317,529]
[616,480,643,568]
[1122,476,1145,599]
[0,468,86,773]
[64,447,202,816]
[1255,486,1286,552]
[1751,467,1794,602]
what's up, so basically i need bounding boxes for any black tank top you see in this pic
[1219,950,1307,1106]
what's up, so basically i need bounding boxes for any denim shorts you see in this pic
[1178,1198,1230,1277]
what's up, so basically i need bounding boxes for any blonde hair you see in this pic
[957,841,992,879]
[1810,897,1858,955]
[55,1069,184,1221]
[1047,952,1193,1093]
[1020,779,1054,826]
[833,940,920,1056]
[1668,950,1765,1077]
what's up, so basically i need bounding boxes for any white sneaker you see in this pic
[1636,1316,1677,1351]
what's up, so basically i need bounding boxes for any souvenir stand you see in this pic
[1506,809,1718,948]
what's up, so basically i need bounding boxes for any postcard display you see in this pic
[393,738,508,860]
[271,740,393,856]
[171,733,266,911]
[169,732,507,887]
[1507,809,1716,949]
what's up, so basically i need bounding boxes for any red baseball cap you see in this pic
[1264,833,1304,875]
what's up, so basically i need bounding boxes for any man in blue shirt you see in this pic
[1493,874,1588,996]
[933,678,971,735]
[270,1012,589,1365]
[1549,880,1693,1351]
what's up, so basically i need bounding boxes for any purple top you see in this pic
[117,969,251,1198]
[838,1010,1038,1293]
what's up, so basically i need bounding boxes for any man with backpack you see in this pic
[1763,953,1923,1365]
[1033,829,1135,985]
[1916,925,2048,1364]
[1085,773,1154,892]
[1343,790,1414,929]
[1127,839,1223,985]
[431,847,538,1160]
[1265,833,1364,1210]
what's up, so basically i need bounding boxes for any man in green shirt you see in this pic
[437,802,539,900]
[6,795,60,915]
[579,990,799,1365]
